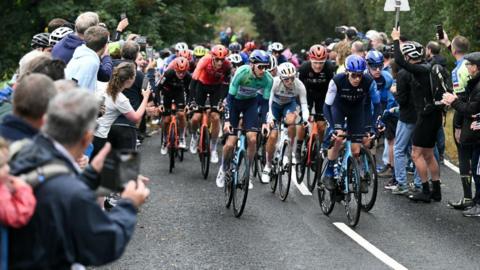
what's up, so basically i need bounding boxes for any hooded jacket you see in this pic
[65,44,100,92]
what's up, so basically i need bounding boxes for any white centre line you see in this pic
[443,159,460,174]
[291,167,312,196]
[333,222,408,270]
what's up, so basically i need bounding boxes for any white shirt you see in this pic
[95,92,134,138]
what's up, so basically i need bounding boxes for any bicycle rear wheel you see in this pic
[199,126,210,179]
[233,150,249,217]
[256,134,267,183]
[168,126,176,173]
[344,156,361,227]
[295,139,307,184]
[359,148,378,212]
[317,154,335,215]
[305,135,320,192]
[278,142,292,201]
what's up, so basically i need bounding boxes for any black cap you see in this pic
[465,52,480,66]
[346,28,357,39]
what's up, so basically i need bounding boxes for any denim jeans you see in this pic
[382,137,389,166]
[394,120,421,187]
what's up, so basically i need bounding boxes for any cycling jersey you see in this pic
[268,77,309,122]
[452,58,469,94]
[298,60,335,115]
[226,65,273,128]
[192,54,231,86]
[158,69,191,111]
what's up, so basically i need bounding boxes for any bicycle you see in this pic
[269,120,293,201]
[163,100,185,173]
[317,132,362,227]
[296,113,326,192]
[223,128,253,217]
[358,135,378,212]
[253,131,267,183]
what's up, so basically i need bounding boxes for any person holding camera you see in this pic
[442,52,480,217]
[7,90,150,269]
[391,28,442,203]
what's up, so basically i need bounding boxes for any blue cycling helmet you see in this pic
[228,42,242,53]
[366,50,384,67]
[345,55,367,72]
[249,49,270,64]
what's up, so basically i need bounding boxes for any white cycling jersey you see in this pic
[268,77,309,122]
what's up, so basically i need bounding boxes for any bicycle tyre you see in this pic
[295,139,307,184]
[360,148,378,212]
[278,142,292,201]
[200,126,210,179]
[305,135,320,192]
[224,167,233,209]
[256,135,267,184]
[344,156,361,227]
[233,150,249,217]
[317,154,335,215]
[168,125,175,173]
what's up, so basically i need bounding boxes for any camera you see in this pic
[100,149,140,192]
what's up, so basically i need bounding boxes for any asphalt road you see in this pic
[96,133,480,270]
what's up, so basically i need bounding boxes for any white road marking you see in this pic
[333,222,408,270]
[291,167,312,196]
[444,159,460,174]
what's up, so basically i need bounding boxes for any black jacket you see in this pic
[8,134,137,270]
[0,114,38,142]
[395,68,417,123]
[452,74,480,145]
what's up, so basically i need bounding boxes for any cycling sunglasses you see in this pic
[255,64,269,70]
[281,76,295,82]
[349,72,363,79]
[368,65,383,71]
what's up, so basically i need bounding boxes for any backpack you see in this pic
[430,63,452,106]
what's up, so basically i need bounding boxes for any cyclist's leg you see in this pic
[208,85,223,152]
[283,102,298,155]
[242,98,259,163]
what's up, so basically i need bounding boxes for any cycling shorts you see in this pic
[271,101,298,122]
[412,110,442,148]
[229,98,259,131]
[162,91,185,116]
[307,90,325,117]
[195,82,223,110]
[331,101,365,143]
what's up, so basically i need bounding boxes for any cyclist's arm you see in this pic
[324,79,337,106]
[261,76,274,124]
[369,81,382,122]
[297,80,310,121]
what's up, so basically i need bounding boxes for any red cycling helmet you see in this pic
[174,57,190,72]
[178,49,192,62]
[309,44,327,61]
[244,41,256,51]
[211,44,228,59]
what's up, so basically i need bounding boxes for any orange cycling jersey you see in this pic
[192,54,231,85]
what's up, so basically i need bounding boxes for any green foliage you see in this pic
[0,0,222,78]
[214,6,259,42]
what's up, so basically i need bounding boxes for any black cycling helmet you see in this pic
[31,33,50,49]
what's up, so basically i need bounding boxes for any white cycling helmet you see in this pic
[175,42,189,51]
[49,27,73,46]
[401,41,424,60]
[270,42,284,52]
[227,53,243,65]
[277,62,296,78]
[268,54,278,72]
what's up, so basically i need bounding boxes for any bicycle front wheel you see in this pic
[344,156,361,227]
[224,169,233,209]
[278,142,292,201]
[317,154,335,215]
[168,126,176,173]
[305,135,320,192]
[233,150,249,217]
[295,139,307,184]
[360,148,378,212]
[199,126,210,179]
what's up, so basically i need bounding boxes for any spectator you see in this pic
[0,74,57,141]
[65,26,109,92]
[426,41,447,67]
[351,40,366,58]
[8,89,150,269]
[47,18,68,32]
[0,137,36,228]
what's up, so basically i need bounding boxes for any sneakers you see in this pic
[161,141,168,155]
[462,204,480,217]
[322,175,336,190]
[211,151,219,164]
[391,185,409,195]
[409,190,431,203]
[179,136,186,149]
[216,167,225,188]
[261,166,271,184]
[448,198,474,210]
[282,155,290,166]
[378,165,393,178]
[384,178,398,190]
[189,134,198,154]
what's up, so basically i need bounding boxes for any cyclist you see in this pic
[261,62,309,183]
[48,26,73,48]
[270,42,287,65]
[159,57,191,154]
[165,49,194,73]
[240,41,256,64]
[189,44,231,163]
[193,45,207,63]
[228,42,242,55]
[227,53,244,75]
[162,42,189,73]
[322,55,381,191]
[216,50,273,189]
[297,44,335,159]
[268,53,278,77]
[31,33,52,53]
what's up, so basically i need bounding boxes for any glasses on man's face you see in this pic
[349,72,363,79]
[256,64,269,71]
[368,65,382,71]
[281,76,295,82]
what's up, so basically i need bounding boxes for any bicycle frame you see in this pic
[198,107,210,154]
[339,139,353,194]
[167,102,178,150]
[233,129,247,185]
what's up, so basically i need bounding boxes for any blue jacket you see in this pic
[8,134,137,270]
[51,33,112,82]
[0,114,38,142]
[65,44,100,92]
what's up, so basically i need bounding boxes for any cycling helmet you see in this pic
[173,57,190,72]
[366,50,384,67]
[309,44,327,61]
[228,42,242,53]
[244,41,256,51]
[49,27,73,46]
[268,54,278,71]
[31,33,50,49]
[193,46,207,57]
[175,42,188,51]
[211,44,228,59]
[345,55,367,73]
[227,53,243,66]
[277,62,296,78]
[270,42,284,52]
[178,49,192,61]
[249,50,269,64]
[401,41,424,60]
